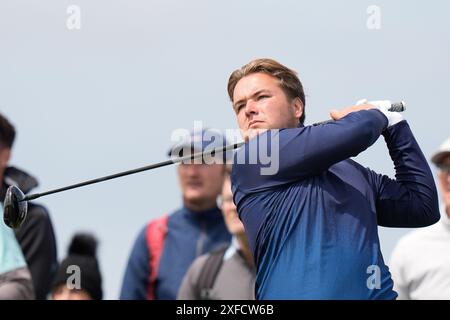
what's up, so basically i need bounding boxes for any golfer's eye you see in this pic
[257,95,269,100]
[235,103,245,112]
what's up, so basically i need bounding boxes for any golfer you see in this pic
[228,58,440,299]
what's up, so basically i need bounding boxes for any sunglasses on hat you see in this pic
[437,163,450,173]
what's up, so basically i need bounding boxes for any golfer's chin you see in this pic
[242,128,269,142]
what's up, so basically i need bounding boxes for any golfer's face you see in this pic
[438,156,450,207]
[232,72,302,140]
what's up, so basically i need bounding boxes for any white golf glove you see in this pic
[356,98,403,128]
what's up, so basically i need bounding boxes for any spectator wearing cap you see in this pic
[390,137,450,299]
[52,233,102,300]
[120,129,231,300]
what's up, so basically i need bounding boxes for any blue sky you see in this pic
[1,0,449,298]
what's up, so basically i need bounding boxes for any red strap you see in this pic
[146,215,169,300]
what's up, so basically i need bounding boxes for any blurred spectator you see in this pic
[52,233,102,300]
[0,112,57,299]
[0,208,34,299]
[390,137,450,299]
[178,166,255,299]
[120,129,231,300]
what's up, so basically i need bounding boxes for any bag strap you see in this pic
[196,245,228,300]
[146,214,169,300]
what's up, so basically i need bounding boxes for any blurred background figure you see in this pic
[51,232,102,300]
[178,165,255,300]
[120,129,231,300]
[0,208,34,300]
[0,112,57,299]
[390,137,450,299]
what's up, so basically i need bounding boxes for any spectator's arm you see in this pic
[177,255,208,300]
[0,267,35,300]
[389,241,411,300]
[120,226,151,300]
[14,204,57,300]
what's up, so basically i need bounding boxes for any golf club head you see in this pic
[3,185,28,229]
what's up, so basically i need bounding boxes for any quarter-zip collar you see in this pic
[182,205,223,223]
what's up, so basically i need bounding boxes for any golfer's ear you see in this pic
[292,97,303,121]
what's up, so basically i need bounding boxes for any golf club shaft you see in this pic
[22,142,245,202]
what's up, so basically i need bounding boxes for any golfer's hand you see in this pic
[330,99,403,127]
[329,103,377,121]
[364,99,404,127]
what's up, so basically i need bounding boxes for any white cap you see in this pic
[431,138,450,166]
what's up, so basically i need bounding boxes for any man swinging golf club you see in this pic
[228,58,440,299]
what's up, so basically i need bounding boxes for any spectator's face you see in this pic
[438,156,450,208]
[232,72,303,141]
[0,146,11,177]
[178,163,224,207]
[220,177,245,235]
[52,285,93,300]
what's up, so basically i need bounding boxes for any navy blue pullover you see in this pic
[232,110,439,299]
